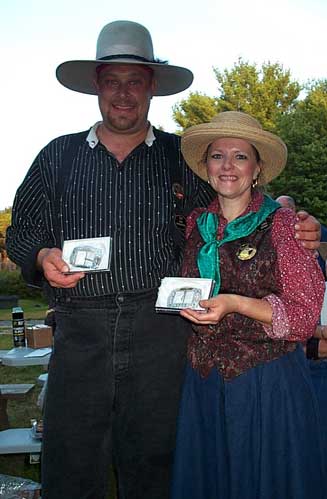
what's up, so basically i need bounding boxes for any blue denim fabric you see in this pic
[41,289,190,499]
[172,348,326,499]
[309,359,327,468]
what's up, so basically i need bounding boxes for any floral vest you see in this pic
[182,212,296,380]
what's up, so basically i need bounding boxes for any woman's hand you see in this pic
[180,294,239,325]
[180,294,273,327]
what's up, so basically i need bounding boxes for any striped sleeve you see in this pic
[6,148,56,284]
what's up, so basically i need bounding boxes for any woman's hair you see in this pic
[252,145,261,163]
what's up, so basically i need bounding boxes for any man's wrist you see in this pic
[36,248,51,271]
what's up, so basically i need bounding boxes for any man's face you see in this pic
[94,64,156,134]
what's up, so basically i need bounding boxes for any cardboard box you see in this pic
[26,325,53,349]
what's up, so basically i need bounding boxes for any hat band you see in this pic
[99,54,155,63]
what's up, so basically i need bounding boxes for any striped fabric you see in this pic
[6,126,214,297]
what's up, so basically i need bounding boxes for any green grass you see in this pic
[0,298,48,321]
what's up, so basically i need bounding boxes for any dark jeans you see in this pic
[41,288,190,499]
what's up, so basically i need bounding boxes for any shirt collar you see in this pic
[86,122,156,149]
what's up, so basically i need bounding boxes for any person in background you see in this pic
[171,112,326,499]
[5,21,321,499]
[275,194,296,211]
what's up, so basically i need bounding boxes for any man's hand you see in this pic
[37,248,85,288]
[295,211,321,250]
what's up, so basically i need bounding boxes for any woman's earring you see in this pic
[252,177,258,188]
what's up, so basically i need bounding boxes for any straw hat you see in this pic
[56,20,193,96]
[181,111,287,185]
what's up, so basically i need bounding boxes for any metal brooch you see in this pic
[236,243,257,261]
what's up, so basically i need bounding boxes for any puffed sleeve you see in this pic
[262,208,325,341]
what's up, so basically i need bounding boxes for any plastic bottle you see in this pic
[12,306,26,347]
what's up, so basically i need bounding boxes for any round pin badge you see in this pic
[236,243,257,261]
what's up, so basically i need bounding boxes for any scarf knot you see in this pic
[196,195,280,295]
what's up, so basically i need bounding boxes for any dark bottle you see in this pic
[12,307,26,347]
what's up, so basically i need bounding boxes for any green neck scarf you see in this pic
[196,194,280,295]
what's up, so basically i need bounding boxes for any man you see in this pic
[6,21,320,499]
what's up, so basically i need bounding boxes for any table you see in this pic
[0,428,41,454]
[0,384,35,430]
[1,347,51,367]
[0,348,49,456]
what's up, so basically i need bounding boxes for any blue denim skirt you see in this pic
[171,346,326,499]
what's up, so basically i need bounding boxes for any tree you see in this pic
[270,80,327,224]
[172,59,301,132]
[172,92,219,131]
[213,59,301,131]
[0,208,11,257]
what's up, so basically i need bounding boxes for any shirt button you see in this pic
[117,295,124,303]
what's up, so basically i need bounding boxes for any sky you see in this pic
[1,0,327,209]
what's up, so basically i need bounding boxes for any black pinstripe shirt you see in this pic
[6,124,214,298]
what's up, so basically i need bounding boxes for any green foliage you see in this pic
[0,207,11,253]
[213,59,301,131]
[172,60,327,225]
[173,59,301,132]
[0,207,11,233]
[0,269,43,298]
[271,80,327,224]
[173,92,219,131]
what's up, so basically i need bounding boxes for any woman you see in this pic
[171,112,326,499]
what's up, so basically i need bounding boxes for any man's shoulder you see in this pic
[153,127,181,145]
[36,129,90,168]
[46,129,89,149]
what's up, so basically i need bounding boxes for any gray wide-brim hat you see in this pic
[56,20,193,96]
[181,111,287,186]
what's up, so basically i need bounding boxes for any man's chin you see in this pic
[105,116,145,133]
[110,116,137,130]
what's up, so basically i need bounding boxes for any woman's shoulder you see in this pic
[270,207,314,258]
[272,206,297,233]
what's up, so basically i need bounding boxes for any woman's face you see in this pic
[206,137,261,201]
